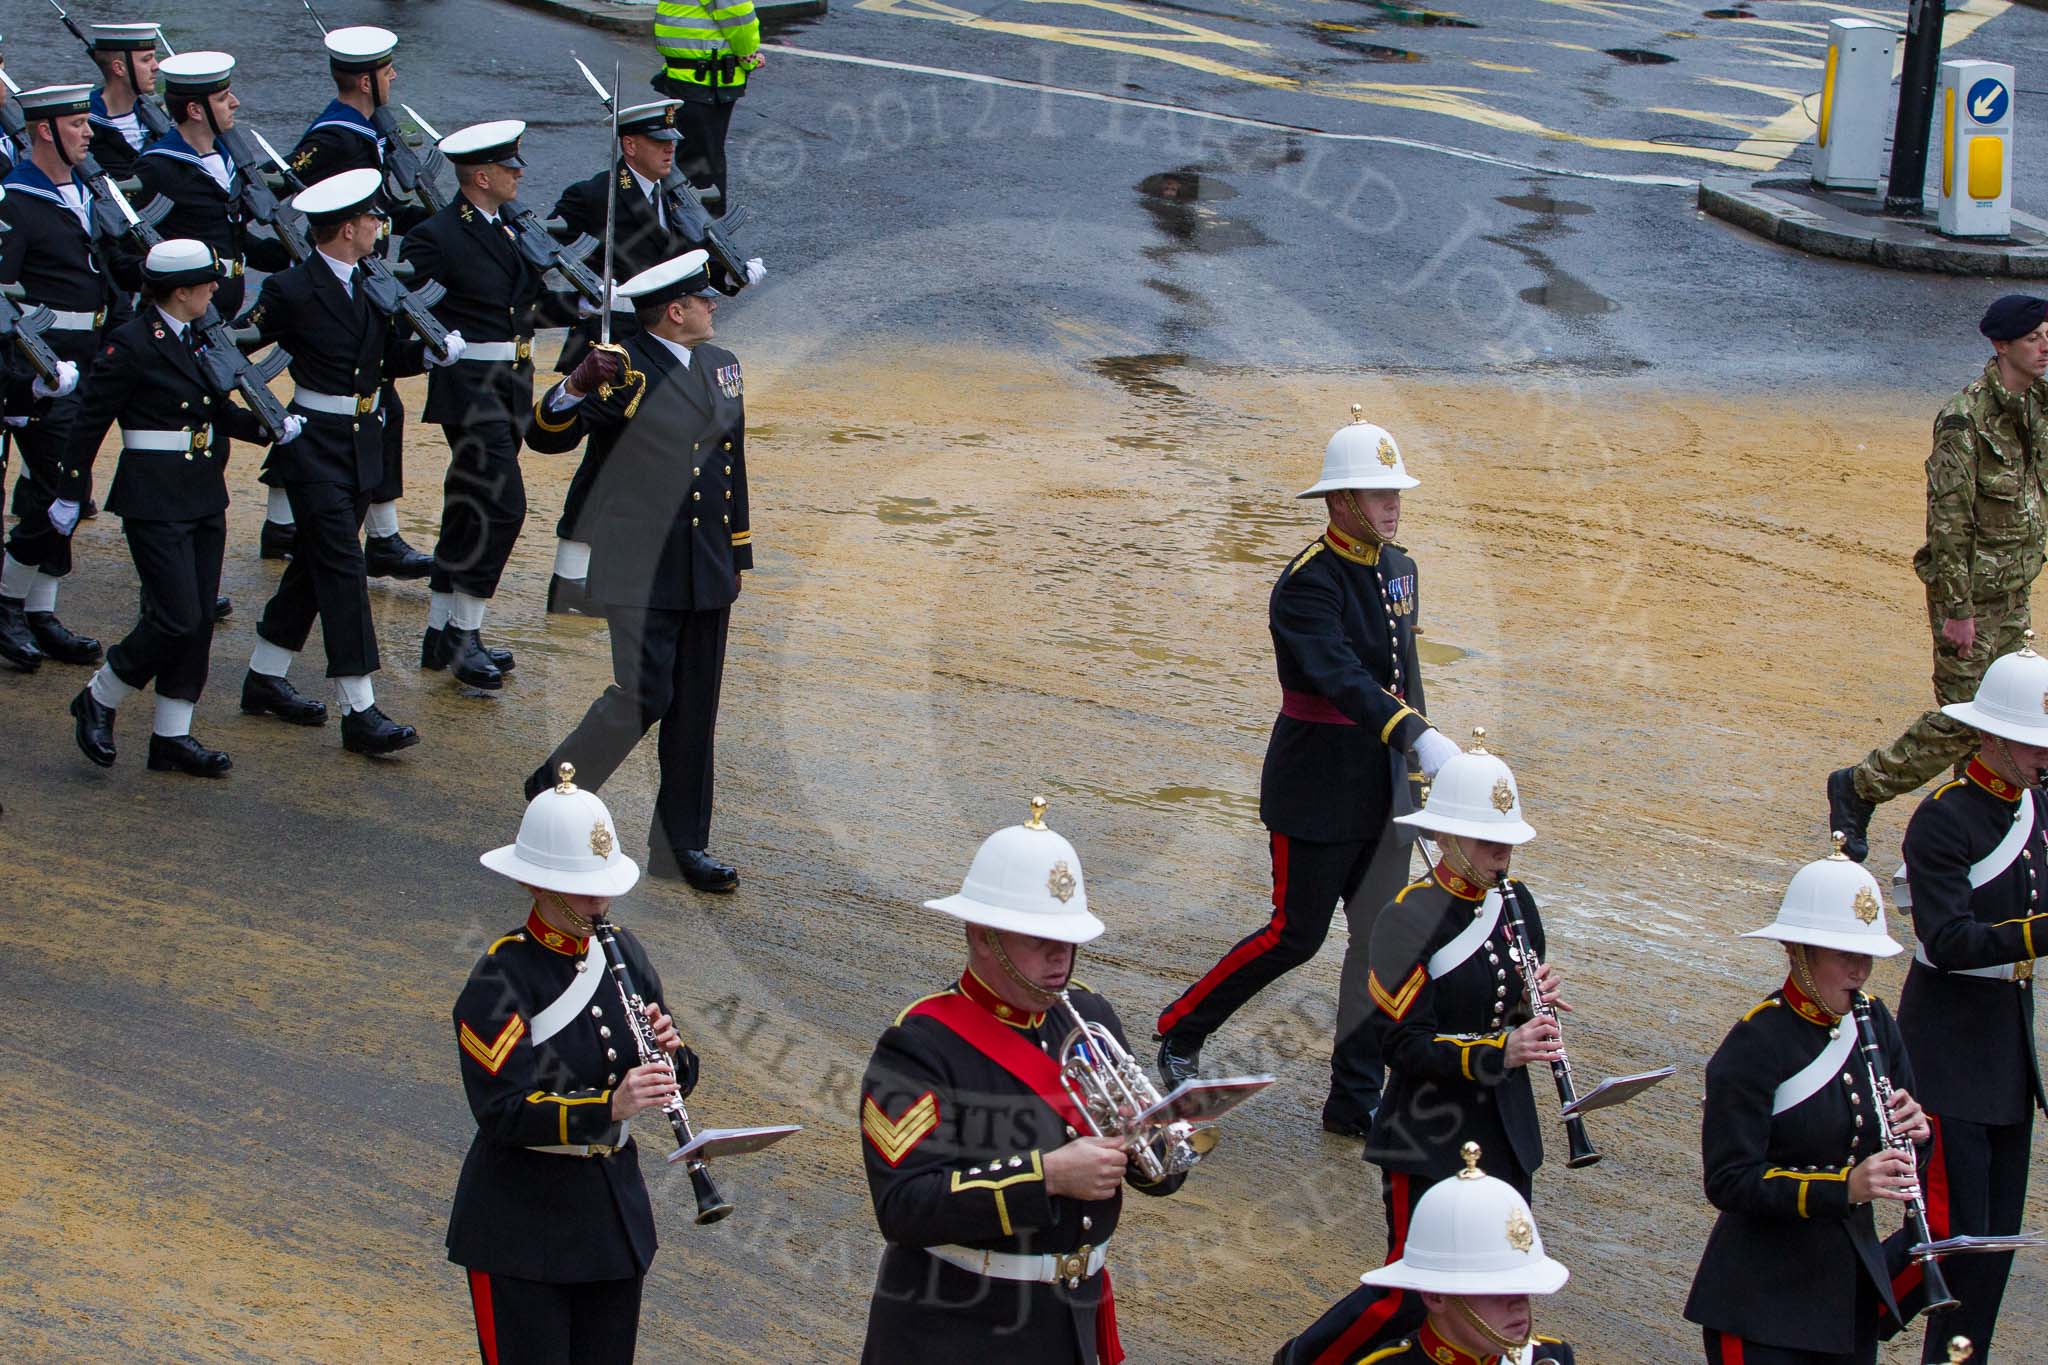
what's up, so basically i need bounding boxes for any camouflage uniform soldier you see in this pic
[1830,294,2048,861]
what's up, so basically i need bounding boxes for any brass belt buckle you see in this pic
[516,337,533,363]
[1054,1245,1092,1287]
[355,393,377,415]
[190,427,210,454]
[588,1142,616,1157]
[2017,959,2035,983]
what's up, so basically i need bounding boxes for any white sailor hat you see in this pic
[16,85,94,121]
[158,51,235,95]
[291,167,386,225]
[618,100,685,142]
[1941,635,2048,747]
[924,797,1106,945]
[619,248,720,307]
[88,22,162,52]
[440,119,526,169]
[1743,837,1903,957]
[481,763,640,898]
[1393,730,1536,845]
[1299,405,1419,496]
[143,238,221,288]
[324,25,397,71]
[1361,1144,1570,1295]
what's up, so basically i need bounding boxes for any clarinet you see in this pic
[1852,993,1959,1312]
[593,922,733,1225]
[1497,874,1600,1168]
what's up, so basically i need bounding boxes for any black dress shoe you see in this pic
[650,848,739,892]
[214,594,232,621]
[365,531,433,580]
[445,626,503,689]
[0,598,42,672]
[341,703,420,756]
[28,612,103,665]
[422,626,515,672]
[147,732,232,777]
[1157,1034,1202,1091]
[1827,767,1877,863]
[259,519,296,560]
[80,497,99,520]
[546,575,597,616]
[1320,1111,1375,1139]
[240,670,328,726]
[69,686,117,767]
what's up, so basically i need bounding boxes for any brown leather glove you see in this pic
[567,346,623,396]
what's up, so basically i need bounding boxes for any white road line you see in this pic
[774,42,1700,189]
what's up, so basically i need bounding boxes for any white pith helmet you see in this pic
[1742,835,1902,957]
[1298,405,1419,496]
[924,797,1105,944]
[1940,633,2048,746]
[1394,728,1535,845]
[480,762,640,897]
[1360,1143,1569,1295]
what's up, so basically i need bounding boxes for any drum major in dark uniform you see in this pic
[522,249,749,892]
[1156,412,1463,1135]
[1892,640,2048,1363]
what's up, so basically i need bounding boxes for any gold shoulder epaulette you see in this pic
[1356,1343,1411,1364]
[892,988,955,1028]
[1741,997,1781,1023]
[486,932,526,956]
[1931,778,1966,801]
[1284,540,1325,577]
[1392,876,1433,904]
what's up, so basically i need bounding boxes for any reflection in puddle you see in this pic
[1054,777,1261,822]
[1490,188,1619,317]
[1357,0,1480,25]
[1417,639,1468,665]
[1604,47,1677,64]
[1135,168,1268,256]
[1094,353,1193,402]
[873,496,983,526]
[1519,274,1618,315]
[827,428,888,444]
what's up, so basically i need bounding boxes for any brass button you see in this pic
[692,466,700,477]
[722,514,729,524]
[607,1073,618,1085]
[722,440,731,451]
[599,1026,611,1038]
[692,491,700,501]
[590,1006,602,1017]
[724,490,731,500]
[691,517,699,527]
[606,1048,618,1061]
[724,464,731,474]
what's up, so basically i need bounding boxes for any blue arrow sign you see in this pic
[1968,76,2010,125]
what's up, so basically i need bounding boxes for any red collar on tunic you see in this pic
[1966,757,2025,804]
[525,905,588,958]
[1415,1321,1498,1365]
[1782,973,1842,1028]
[1323,522,1383,566]
[958,968,1046,1030]
[1433,862,1487,902]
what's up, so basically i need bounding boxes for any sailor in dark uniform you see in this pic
[402,119,562,691]
[0,84,127,673]
[266,24,429,571]
[131,52,287,321]
[1156,412,1462,1134]
[83,23,163,176]
[521,250,749,892]
[1685,842,1933,1364]
[235,167,460,756]
[1330,1144,1576,1365]
[63,239,298,775]
[859,800,1189,1364]
[1891,639,2048,1362]
[451,765,695,1365]
[540,98,762,617]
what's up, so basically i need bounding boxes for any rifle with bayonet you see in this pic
[360,251,454,361]
[191,303,294,443]
[216,125,312,263]
[0,284,65,388]
[372,103,450,214]
[46,0,173,141]
[0,70,29,152]
[76,152,171,251]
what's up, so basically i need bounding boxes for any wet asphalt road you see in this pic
[7,0,2048,1360]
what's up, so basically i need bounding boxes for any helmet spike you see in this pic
[555,762,577,795]
[1025,796,1048,831]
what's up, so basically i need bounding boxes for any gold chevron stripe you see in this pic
[1368,965,1426,1021]
[459,1015,526,1076]
[863,1091,940,1166]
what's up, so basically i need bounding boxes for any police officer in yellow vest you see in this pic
[650,0,761,211]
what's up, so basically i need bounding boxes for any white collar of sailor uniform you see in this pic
[142,125,233,175]
[307,98,379,138]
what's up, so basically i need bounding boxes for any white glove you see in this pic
[277,413,306,445]
[575,295,603,320]
[48,497,81,536]
[427,330,467,368]
[32,360,80,399]
[1412,726,1461,780]
[744,257,767,287]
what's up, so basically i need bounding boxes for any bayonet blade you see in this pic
[400,103,443,144]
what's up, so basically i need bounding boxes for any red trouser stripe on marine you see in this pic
[1922,1114,1952,1241]
[1705,1330,1745,1364]
[1156,832,1291,1037]
[1385,1172,1410,1262]
[468,1268,500,1365]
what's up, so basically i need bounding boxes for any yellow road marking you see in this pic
[1470,60,1537,73]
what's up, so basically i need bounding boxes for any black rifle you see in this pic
[0,284,65,387]
[76,152,171,251]
[505,202,605,309]
[655,170,753,294]
[359,251,453,361]
[0,79,28,150]
[370,104,450,214]
[46,0,173,141]
[190,303,294,443]
[215,125,312,263]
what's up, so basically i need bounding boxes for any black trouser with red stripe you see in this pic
[1156,831,1412,1126]
[465,1268,642,1365]
[1916,1112,2032,1362]
[1702,1325,1876,1364]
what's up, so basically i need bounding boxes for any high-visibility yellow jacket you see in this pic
[655,0,762,99]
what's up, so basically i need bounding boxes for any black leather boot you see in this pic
[365,532,433,580]
[148,733,233,777]
[69,685,117,767]
[341,703,420,755]
[259,520,296,560]
[240,670,328,726]
[0,598,42,672]
[28,612,103,665]
[214,594,232,621]
[445,627,504,689]
[546,575,597,616]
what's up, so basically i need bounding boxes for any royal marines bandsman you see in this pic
[1830,296,2048,863]
[1333,1144,1576,1365]
[65,239,299,776]
[449,766,695,1365]
[1891,637,2048,1361]
[522,249,749,891]
[402,119,562,690]
[82,22,163,176]
[1156,412,1461,1136]
[0,84,130,674]
[859,799,1187,1364]
[1684,842,1933,1364]
[236,167,461,755]
[540,97,763,616]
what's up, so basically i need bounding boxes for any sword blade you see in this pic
[598,60,621,345]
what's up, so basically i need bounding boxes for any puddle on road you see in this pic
[1310,24,1428,61]
[1491,190,1619,317]
[1497,193,1595,217]
[1418,638,1469,665]
[1134,168,1268,256]
[1519,275,1618,314]
[873,496,983,526]
[1701,7,1754,16]
[1094,353,1193,402]
[1604,48,1677,64]
[1354,0,1480,26]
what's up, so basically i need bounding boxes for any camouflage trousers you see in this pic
[1853,587,2033,803]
